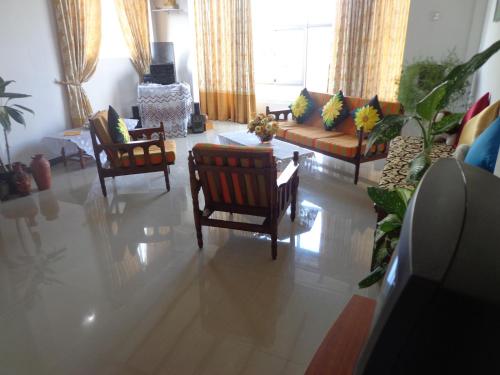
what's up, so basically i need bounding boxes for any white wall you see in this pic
[150,0,196,95]
[401,0,488,135]
[86,59,139,118]
[403,0,487,62]
[0,0,68,164]
[475,0,500,101]
[0,0,139,164]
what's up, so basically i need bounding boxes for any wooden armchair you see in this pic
[89,111,176,196]
[188,143,299,259]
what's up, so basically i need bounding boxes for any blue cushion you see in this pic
[464,117,500,172]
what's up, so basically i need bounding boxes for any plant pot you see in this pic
[30,154,52,191]
[257,134,274,143]
[12,162,31,196]
[0,170,15,195]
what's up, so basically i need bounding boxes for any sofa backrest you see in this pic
[306,91,403,136]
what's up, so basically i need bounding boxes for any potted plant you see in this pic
[359,40,500,288]
[366,40,500,184]
[398,52,470,115]
[0,77,34,197]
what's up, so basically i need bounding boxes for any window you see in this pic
[99,0,130,59]
[252,0,336,106]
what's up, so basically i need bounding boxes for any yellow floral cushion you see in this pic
[289,88,316,123]
[321,90,349,130]
[352,95,384,132]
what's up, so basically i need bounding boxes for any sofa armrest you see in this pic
[266,106,293,121]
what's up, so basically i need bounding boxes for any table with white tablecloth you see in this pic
[137,83,192,137]
[42,119,139,168]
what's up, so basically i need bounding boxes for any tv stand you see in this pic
[305,295,376,375]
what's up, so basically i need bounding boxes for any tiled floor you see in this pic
[0,122,384,375]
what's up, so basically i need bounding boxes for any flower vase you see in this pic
[30,154,52,191]
[257,134,274,144]
[13,162,31,196]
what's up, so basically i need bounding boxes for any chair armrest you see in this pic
[266,106,293,121]
[94,138,163,152]
[277,160,299,187]
[129,126,165,140]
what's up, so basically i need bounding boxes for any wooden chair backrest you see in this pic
[190,143,277,215]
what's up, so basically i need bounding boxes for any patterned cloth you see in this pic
[379,136,454,189]
[138,83,192,137]
[42,119,139,165]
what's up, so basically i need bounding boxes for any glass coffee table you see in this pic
[218,131,315,170]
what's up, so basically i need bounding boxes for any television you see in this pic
[145,42,176,85]
[356,158,500,374]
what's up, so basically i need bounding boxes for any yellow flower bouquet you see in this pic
[248,113,278,143]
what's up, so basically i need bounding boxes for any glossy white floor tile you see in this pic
[0,122,383,374]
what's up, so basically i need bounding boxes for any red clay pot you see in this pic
[30,154,52,191]
[13,162,31,195]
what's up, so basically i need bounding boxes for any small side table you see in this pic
[60,146,92,169]
[43,119,139,169]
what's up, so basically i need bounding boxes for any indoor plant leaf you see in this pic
[0,109,12,132]
[407,151,431,185]
[367,187,407,220]
[13,104,35,115]
[415,81,450,121]
[378,214,402,233]
[440,39,500,108]
[5,107,26,126]
[430,112,465,136]
[373,243,390,268]
[395,187,415,206]
[365,115,409,154]
[359,264,387,288]
[0,92,31,99]
[0,79,15,94]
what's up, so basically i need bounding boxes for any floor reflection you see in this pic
[0,194,66,314]
[0,122,381,374]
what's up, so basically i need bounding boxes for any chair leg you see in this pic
[354,161,360,185]
[290,175,299,222]
[99,175,107,197]
[194,214,203,249]
[271,230,278,260]
[164,167,171,192]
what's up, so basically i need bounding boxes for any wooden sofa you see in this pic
[266,91,403,184]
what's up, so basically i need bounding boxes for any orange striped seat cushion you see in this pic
[276,120,300,138]
[284,127,343,148]
[119,140,176,167]
[314,135,386,158]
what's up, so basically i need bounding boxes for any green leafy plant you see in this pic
[359,40,500,287]
[367,40,500,184]
[397,52,469,114]
[359,186,414,288]
[0,77,34,172]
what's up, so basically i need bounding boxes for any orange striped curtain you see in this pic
[328,0,410,101]
[193,0,256,124]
